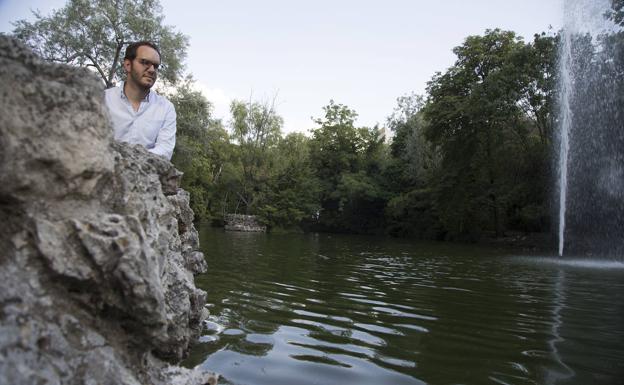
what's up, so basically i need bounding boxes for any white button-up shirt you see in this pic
[104,83,176,160]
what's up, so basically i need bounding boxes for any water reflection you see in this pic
[544,270,575,384]
[186,228,624,385]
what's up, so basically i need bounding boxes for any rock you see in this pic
[0,36,217,385]
[224,214,266,232]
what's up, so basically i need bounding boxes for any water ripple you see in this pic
[187,229,624,385]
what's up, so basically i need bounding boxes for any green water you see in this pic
[186,227,624,385]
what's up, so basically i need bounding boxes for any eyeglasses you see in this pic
[137,58,160,71]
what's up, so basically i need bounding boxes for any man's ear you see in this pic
[123,59,132,74]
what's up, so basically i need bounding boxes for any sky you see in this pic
[0,0,563,134]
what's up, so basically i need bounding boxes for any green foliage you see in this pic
[382,93,442,237]
[174,26,557,240]
[309,100,361,182]
[11,0,188,87]
[170,78,230,221]
[385,189,442,239]
[228,99,283,215]
[332,170,388,232]
[386,93,438,187]
[421,29,556,240]
[513,33,559,145]
[257,133,321,230]
[309,101,388,233]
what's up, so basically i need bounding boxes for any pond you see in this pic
[185,227,624,385]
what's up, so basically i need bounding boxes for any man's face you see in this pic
[124,45,161,90]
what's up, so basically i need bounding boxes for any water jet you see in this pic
[557,0,624,257]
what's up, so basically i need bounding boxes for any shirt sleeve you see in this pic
[149,101,176,160]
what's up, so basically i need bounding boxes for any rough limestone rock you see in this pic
[0,36,217,385]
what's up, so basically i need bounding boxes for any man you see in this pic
[104,41,176,160]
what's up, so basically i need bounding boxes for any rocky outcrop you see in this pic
[224,214,266,232]
[0,36,217,384]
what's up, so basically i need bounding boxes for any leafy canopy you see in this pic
[12,0,188,88]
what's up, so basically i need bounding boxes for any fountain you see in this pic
[557,0,624,257]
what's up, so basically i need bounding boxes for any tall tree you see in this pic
[309,100,387,232]
[12,0,188,88]
[513,33,559,146]
[384,93,442,238]
[257,133,321,230]
[386,93,434,186]
[423,29,549,240]
[229,98,283,214]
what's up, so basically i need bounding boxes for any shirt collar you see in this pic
[120,81,151,102]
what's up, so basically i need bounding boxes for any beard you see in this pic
[128,64,156,91]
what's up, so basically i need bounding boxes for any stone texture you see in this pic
[0,36,217,385]
[224,214,266,232]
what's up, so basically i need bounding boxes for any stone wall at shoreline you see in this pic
[224,214,267,232]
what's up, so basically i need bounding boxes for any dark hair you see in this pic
[123,41,161,61]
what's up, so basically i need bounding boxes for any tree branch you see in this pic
[83,53,108,85]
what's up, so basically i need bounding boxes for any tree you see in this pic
[228,98,283,214]
[12,0,188,88]
[423,29,552,240]
[309,100,388,232]
[517,33,559,145]
[309,100,361,189]
[383,93,442,238]
[169,77,230,221]
[257,133,321,230]
[386,93,436,186]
